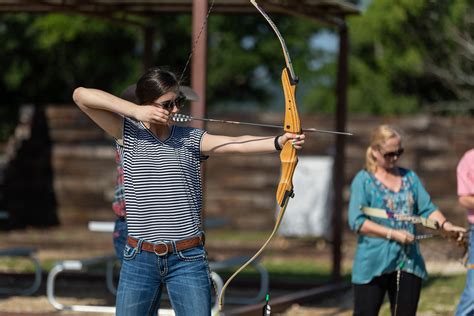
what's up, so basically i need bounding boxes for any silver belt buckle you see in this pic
[153,241,169,256]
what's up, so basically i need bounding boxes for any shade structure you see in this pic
[0,0,360,281]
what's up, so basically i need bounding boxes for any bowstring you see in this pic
[178,0,216,84]
[218,201,290,310]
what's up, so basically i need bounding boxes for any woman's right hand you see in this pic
[134,105,170,125]
[391,229,415,244]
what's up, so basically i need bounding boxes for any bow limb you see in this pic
[217,203,288,310]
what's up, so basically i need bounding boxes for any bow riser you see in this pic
[277,67,300,207]
[282,68,301,133]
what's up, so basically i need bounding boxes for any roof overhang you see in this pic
[0,0,360,26]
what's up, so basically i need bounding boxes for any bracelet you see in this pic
[440,219,449,229]
[386,228,392,240]
[274,135,283,151]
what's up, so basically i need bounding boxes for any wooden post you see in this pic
[190,0,208,129]
[190,0,209,229]
[332,22,349,281]
[142,25,155,71]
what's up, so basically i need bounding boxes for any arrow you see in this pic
[171,114,353,136]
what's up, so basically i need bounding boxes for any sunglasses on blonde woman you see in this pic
[381,148,404,159]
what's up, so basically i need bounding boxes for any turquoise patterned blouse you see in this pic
[348,168,437,284]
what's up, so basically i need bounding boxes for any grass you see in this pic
[378,273,466,315]
[418,274,466,315]
[0,257,41,273]
[212,257,352,284]
[213,258,467,314]
[206,229,275,242]
[0,253,348,282]
[0,228,468,314]
[0,256,466,314]
[0,257,112,274]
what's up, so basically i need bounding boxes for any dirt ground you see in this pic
[0,271,354,315]
[0,289,354,316]
[0,287,354,316]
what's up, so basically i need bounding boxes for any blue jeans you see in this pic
[116,238,212,316]
[456,225,474,316]
[113,217,128,261]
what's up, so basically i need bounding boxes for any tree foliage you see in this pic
[202,13,325,111]
[0,13,140,139]
[0,0,473,139]
[0,12,322,114]
[0,13,140,104]
[346,0,474,114]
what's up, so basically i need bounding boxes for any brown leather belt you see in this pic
[127,235,204,256]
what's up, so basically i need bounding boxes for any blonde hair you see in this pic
[365,125,401,173]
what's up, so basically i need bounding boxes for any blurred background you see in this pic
[0,0,472,315]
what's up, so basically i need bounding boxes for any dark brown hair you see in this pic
[135,67,180,105]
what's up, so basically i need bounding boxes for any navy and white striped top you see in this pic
[118,117,207,242]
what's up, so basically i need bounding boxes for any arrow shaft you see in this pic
[178,115,352,136]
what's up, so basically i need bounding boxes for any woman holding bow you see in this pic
[348,124,465,316]
[73,67,304,315]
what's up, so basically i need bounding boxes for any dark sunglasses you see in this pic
[382,148,404,159]
[157,93,186,111]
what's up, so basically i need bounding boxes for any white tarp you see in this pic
[278,156,333,239]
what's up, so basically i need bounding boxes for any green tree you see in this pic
[344,0,474,114]
[202,13,327,112]
[1,14,140,103]
[0,13,142,139]
[0,12,324,110]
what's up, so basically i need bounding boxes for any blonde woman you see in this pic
[348,125,465,316]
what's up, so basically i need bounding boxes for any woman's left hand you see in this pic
[443,221,467,233]
[442,221,467,242]
[279,133,305,150]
